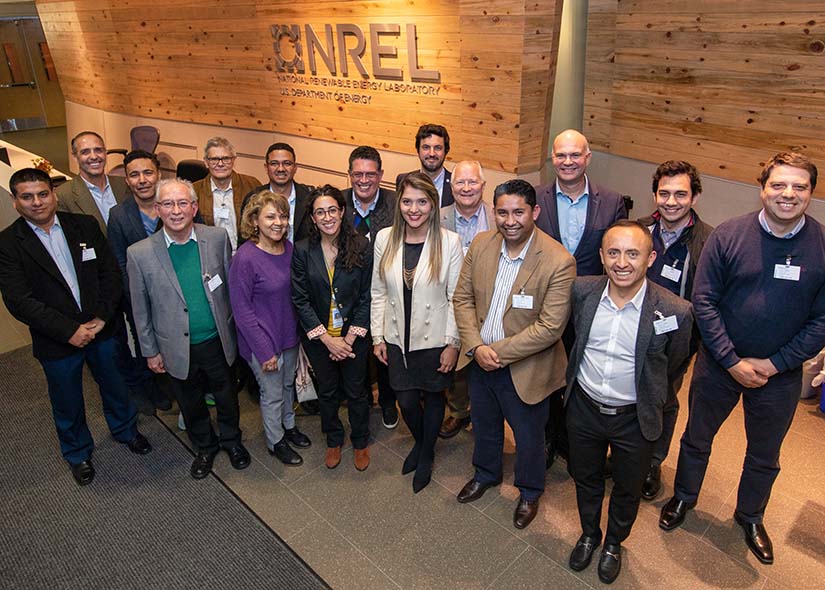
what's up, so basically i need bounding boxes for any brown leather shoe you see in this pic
[439,415,470,439]
[513,497,540,529]
[354,447,370,471]
[325,446,342,469]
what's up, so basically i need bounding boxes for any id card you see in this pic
[512,293,533,309]
[332,306,344,329]
[81,247,97,262]
[774,264,800,281]
[207,274,223,292]
[661,264,682,283]
[215,206,230,220]
[653,315,679,335]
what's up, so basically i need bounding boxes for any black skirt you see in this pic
[386,343,453,393]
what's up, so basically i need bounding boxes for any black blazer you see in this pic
[342,187,397,240]
[0,212,122,360]
[564,276,693,441]
[534,180,627,276]
[239,181,314,244]
[396,168,453,208]
[290,235,373,339]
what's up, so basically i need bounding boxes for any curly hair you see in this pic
[239,190,290,242]
[307,185,369,271]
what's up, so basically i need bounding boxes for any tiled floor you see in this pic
[152,365,825,590]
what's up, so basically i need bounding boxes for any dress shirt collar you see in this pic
[601,278,648,312]
[555,175,590,203]
[163,226,197,247]
[499,229,535,262]
[269,182,297,205]
[210,176,233,194]
[758,209,805,239]
[81,174,110,194]
[353,190,380,218]
[456,201,484,223]
[25,214,61,235]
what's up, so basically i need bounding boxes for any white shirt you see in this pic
[480,232,535,345]
[211,178,237,252]
[163,227,197,247]
[577,280,647,406]
[431,168,446,206]
[82,175,117,224]
[269,182,297,242]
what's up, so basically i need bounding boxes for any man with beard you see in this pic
[396,124,454,208]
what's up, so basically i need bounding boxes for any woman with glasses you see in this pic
[229,191,311,466]
[291,185,373,471]
[371,172,463,493]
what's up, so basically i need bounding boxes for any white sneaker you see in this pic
[177,412,186,431]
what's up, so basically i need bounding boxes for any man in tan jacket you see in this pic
[453,179,576,530]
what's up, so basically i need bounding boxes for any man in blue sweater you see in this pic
[659,152,825,565]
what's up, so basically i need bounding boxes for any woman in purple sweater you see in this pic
[229,191,311,465]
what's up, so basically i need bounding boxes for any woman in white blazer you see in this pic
[371,172,463,493]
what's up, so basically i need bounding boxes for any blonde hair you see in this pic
[379,172,443,283]
[239,190,290,242]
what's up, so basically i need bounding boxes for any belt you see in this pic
[575,382,637,416]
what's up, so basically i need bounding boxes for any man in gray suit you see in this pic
[127,178,250,479]
[57,131,130,235]
[437,160,495,438]
[563,220,693,584]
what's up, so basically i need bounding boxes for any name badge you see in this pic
[81,247,97,262]
[653,315,679,335]
[215,206,230,220]
[332,306,344,329]
[512,293,533,309]
[207,274,223,292]
[774,264,800,281]
[661,264,682,283]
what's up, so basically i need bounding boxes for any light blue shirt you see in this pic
[758,209,805,239]
[139,210,158,237]
[82,175,118,224]
[26,216,81,309]
[556,178,590,255]
[353,190,380,219]
[455,203,489,252]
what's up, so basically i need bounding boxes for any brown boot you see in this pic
[325,446,342,469]
[354,447,370,471]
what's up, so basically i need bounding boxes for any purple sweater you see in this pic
[693,212,825,373]
[229,240,300,364]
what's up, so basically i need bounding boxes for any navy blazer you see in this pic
[396,168,453,208]
[0,212,122,360]
[564,276,693,441]
[535,180,627,276]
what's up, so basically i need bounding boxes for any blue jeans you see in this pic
[39,335,138,465]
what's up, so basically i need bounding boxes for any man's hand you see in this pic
[474,345,502,372]
[727,359,769,388]
[262,355,279,372]
[84,317,105,335]
[68,324,96,348]
[744,357,778,379]
[437,346,459,373]
[147,353,166,374]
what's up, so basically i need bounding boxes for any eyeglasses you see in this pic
[350,171,379,181]
[205,156,235,165]
[313,206,341,218]
[157,200,194,211]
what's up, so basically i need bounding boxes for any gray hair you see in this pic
[155,177,197,203]
[452,160,486,183]
[203,136,235,158]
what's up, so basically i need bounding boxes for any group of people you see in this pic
[1,122,823,585]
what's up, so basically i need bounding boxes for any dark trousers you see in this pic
[396,388,445,466]
[544,322,575,456]
[304,336,370,449]
[673,346,800,523]
[168,337,241,453]
[372,353,396,411]
[39,335,138,465]
[567,383,654,545]
[651,373,684,467]
[116,303,156,393]
[468,362,549,501]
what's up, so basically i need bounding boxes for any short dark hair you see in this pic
[414,124,450,154]
[493,179,536,208]
[9,168,53,196]
[759,151,818,191]
[602,219,654,252]
[266,142,295,160]
[124,149,160,169]
[70,130,105,153]
[348,145,382,171]
[652,160,702,196]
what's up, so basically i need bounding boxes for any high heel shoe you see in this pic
[402,444,420,475]
[412,456,433,493]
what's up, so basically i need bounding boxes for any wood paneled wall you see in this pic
[35,0,563,174]
[584,0,825,186]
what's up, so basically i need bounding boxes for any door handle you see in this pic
[0,81,36,89]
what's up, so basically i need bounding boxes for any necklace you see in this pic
[402,244,417,290]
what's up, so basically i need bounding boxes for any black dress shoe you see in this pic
[413,460,433,494]
[402,444,420,475]
[227,444,251,470]
[642,464,662,501]
[569,534,601,571]
[659,496,696,531]
[191,450,217,479]
[125,432,152,455]
[598,543,622,584]
[269,438,303,466]
[70,459,95,486]
[456,477,502,503]
[513,497,539,529]
[734,513,774,564]
[284,426,311,448]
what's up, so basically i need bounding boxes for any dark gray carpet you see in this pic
[0,345,328,590]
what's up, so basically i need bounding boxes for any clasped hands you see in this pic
[322,333,356,361]
[728,357,778,388]
[68,317,105,348]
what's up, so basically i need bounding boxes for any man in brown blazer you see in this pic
[192,136,260,253]
[57,131,130,235]
[453,179,576,529]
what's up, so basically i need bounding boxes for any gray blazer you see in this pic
[439,200,495,233]
[126,223,236,380]
[564,276,693,441]
[57,175,131,236]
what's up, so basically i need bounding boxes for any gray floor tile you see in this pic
[486,547,591,590]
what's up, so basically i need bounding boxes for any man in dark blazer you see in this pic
[0,168,151,486]
[57,130,131,236]
[535,129,628,468]
[395,123,453,208]
[344,145,398,428]
[239,142,314,243]
[564,220,692,584]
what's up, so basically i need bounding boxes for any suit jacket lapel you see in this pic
[634,281,656,387]
[310,242,331,291]
[73,179,106,228]
[544,185,562,240]
[576,186,602,257]
[15,218,75,298]
[413,233,432,289]
[152,232,186,303]
[127,199,149,242]
[574,277,608,371]
[479,232,503,317]
[294,183,308,233]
